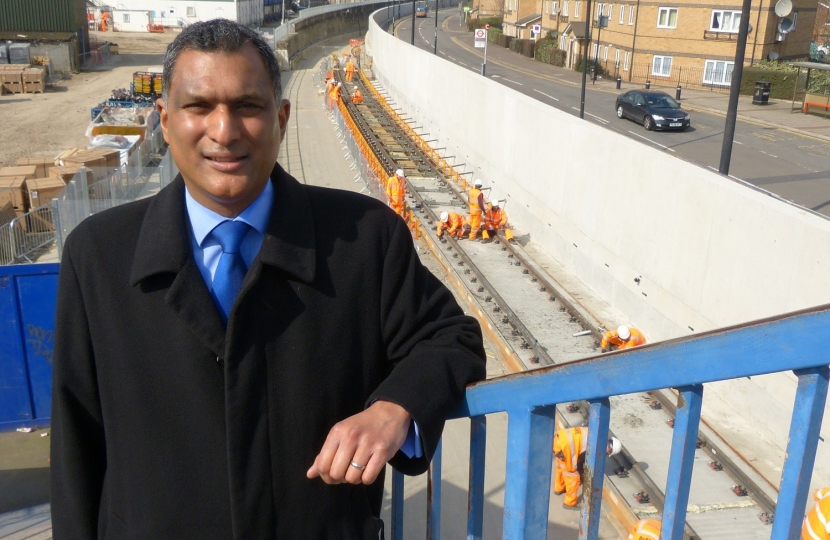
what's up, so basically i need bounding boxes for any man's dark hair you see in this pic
[162,19,282,102]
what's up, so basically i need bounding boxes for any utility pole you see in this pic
[411,0,416,44]
[281,0,285,25]
[579,0,594,118]
[718,0,752,175]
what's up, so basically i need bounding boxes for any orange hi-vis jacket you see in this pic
[601,327,646,350]
[803,487,830,539]
[468,187,484,215]
[484,206,508,230]
[629,518,662,540]
[553,427,587,507]
[437,213,466,237]
[352,89,363,104]
[386,174,406,214]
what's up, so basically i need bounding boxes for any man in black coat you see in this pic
[50,20,486,540]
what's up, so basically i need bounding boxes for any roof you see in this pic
[561,23,587,38]
[516,13,541,27]
[0,31,76,41]
[788,61,830,72]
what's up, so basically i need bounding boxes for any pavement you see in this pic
[440,17,830,143]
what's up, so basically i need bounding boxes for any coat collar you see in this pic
[129,162,317,286]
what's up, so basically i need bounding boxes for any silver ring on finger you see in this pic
[349,461,365,470]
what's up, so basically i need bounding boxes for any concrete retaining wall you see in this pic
[366,13,830,490]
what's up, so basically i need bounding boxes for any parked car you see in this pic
[416,6,428,17]
[615,90,691,131]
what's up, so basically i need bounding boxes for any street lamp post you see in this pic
[579,0,594,118]
[718,0,752,175]
[411,0,416,45]
[434,0,439,54]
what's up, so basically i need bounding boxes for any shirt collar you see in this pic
[185,180,274,246]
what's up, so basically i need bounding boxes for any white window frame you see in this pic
[603,45,609,61]
[703,59,734,86]
[628,5,635,24]
[652,55,672,76]
[592,43,598,57]
[574,1,580,17]
[606,4,612,18]
[615,48,621,67]
[619,4,625,23]
[710,10,740,32]
[657,7,677,28]
[186,6,196,17]
[123,13,130,22]
[552,1,558,13]
[563,0,569,16]
[594,2,602,20]
[624,51,631,70]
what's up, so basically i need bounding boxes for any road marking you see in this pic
[728,174,743,181]
[734,140,743,145]
[708,166,719,172]
[440,51,446,55]
[448,56,457,61]
[586,112,608,124]
[491,74,501,78]
[502,77,523,86]
[533,89,560,101]
[459,62,467,66]
[627,130,676,152]
[571,106,580,111]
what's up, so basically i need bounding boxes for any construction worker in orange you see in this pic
[351,86,363,104]
[601,325,646,352]
[628,518,662,540]
[101,11,110,31]
[386,169,406,216]
[553,428,621,509]
[437,211,467,239]
[345,58,356,82]
[467,179,486,240]
[327,82,341,111]
[803,487,830,539]
[482,199,513,241]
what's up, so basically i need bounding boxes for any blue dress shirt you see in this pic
[184,181,422,459]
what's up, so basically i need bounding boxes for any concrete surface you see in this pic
[367,11,830,498]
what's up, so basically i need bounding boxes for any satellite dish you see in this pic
[774,0,792,17]
[551,7,560,14]
[778,17,794,34]
[768,51,779,60]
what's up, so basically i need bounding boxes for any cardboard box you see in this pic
[0,176,28,212]
[1,70,23,94]
[25,177,66,209]
[0,165,38,181]
[22,67,44,83]
[85,147,122,170]
[50,166,81,183]
[16,157,55,178]
[23,81,44,94]
[56,148,107,170]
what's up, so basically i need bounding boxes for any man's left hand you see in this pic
[306,400,411,485]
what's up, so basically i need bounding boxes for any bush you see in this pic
[488,27,502,43]
[573,58,606,77]
[739,67,797,99]
[467,17,502,31]
[533,39,566,66]
[509,38,534,57]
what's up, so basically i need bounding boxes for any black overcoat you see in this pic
[50,165,486,540]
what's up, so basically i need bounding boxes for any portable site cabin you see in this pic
[112,10,154,32]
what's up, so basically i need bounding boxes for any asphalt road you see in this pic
[393,10,830,217]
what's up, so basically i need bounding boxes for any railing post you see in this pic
[52,198,63,258]
[427,438,443,540]
[467,415,486,540]
[771,365,830,540]
[390,468,405,540]
[79,166,91,218]
[578,397,611,540]
[503,406,556,540]
[661,384,703,540]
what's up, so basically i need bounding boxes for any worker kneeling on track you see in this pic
[482,199,513,242]
[601,325,646,352]
[803,487,830,539]
[437,211,467,240]
[629,518,662,540]
[351,86,363,104]
[468,179,485,240]
[553,427,621,509]
[386,169,406,217]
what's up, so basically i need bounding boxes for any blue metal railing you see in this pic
[390,305,830,540]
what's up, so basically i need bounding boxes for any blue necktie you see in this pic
[211,220,251,325]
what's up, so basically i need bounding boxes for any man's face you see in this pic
[158,44,290,217]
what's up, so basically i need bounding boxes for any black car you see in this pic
[615,90,691,131]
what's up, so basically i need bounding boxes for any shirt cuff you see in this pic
[398,420,424,459]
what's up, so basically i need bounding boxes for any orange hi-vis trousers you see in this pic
[628,518,662,540]
[803,487,830,540]
[553,427,587,507]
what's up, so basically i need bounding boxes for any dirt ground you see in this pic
[0,31,177,168]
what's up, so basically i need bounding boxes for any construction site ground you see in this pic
[0,30,176,168]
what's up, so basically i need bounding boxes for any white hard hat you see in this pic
[474,179,483,187]
[492,200,500,208]
[608,437,622,456]
[440,211,449,223]
[395,168,405,177]
[337,82,342,86]
[353,86,358,90]
[617,325,631,340]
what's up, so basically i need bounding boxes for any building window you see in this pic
[619,5,625,23]
[592,43,598,57]
[657,7,677,28]
[615,48,621,67]
[628,5,635,24]
[574,1,580,17]
[703,60,734,86]
[652,55,672,76]
[187,6,196,17]
[123,13,130,22]
[563,0,569,16]
[624,51,631,70]
[606,4,612,18]
[710,10,740,32]
[603,46,609,61]
[552,1,558,14]
[595,3,602,20]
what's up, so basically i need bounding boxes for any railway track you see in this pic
[325,58,780,539]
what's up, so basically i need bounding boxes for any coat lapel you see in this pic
[129,177,226,358]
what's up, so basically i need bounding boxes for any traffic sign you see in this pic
[485,23,490,29]
[531,23,541,34]
[474,28,487,48]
